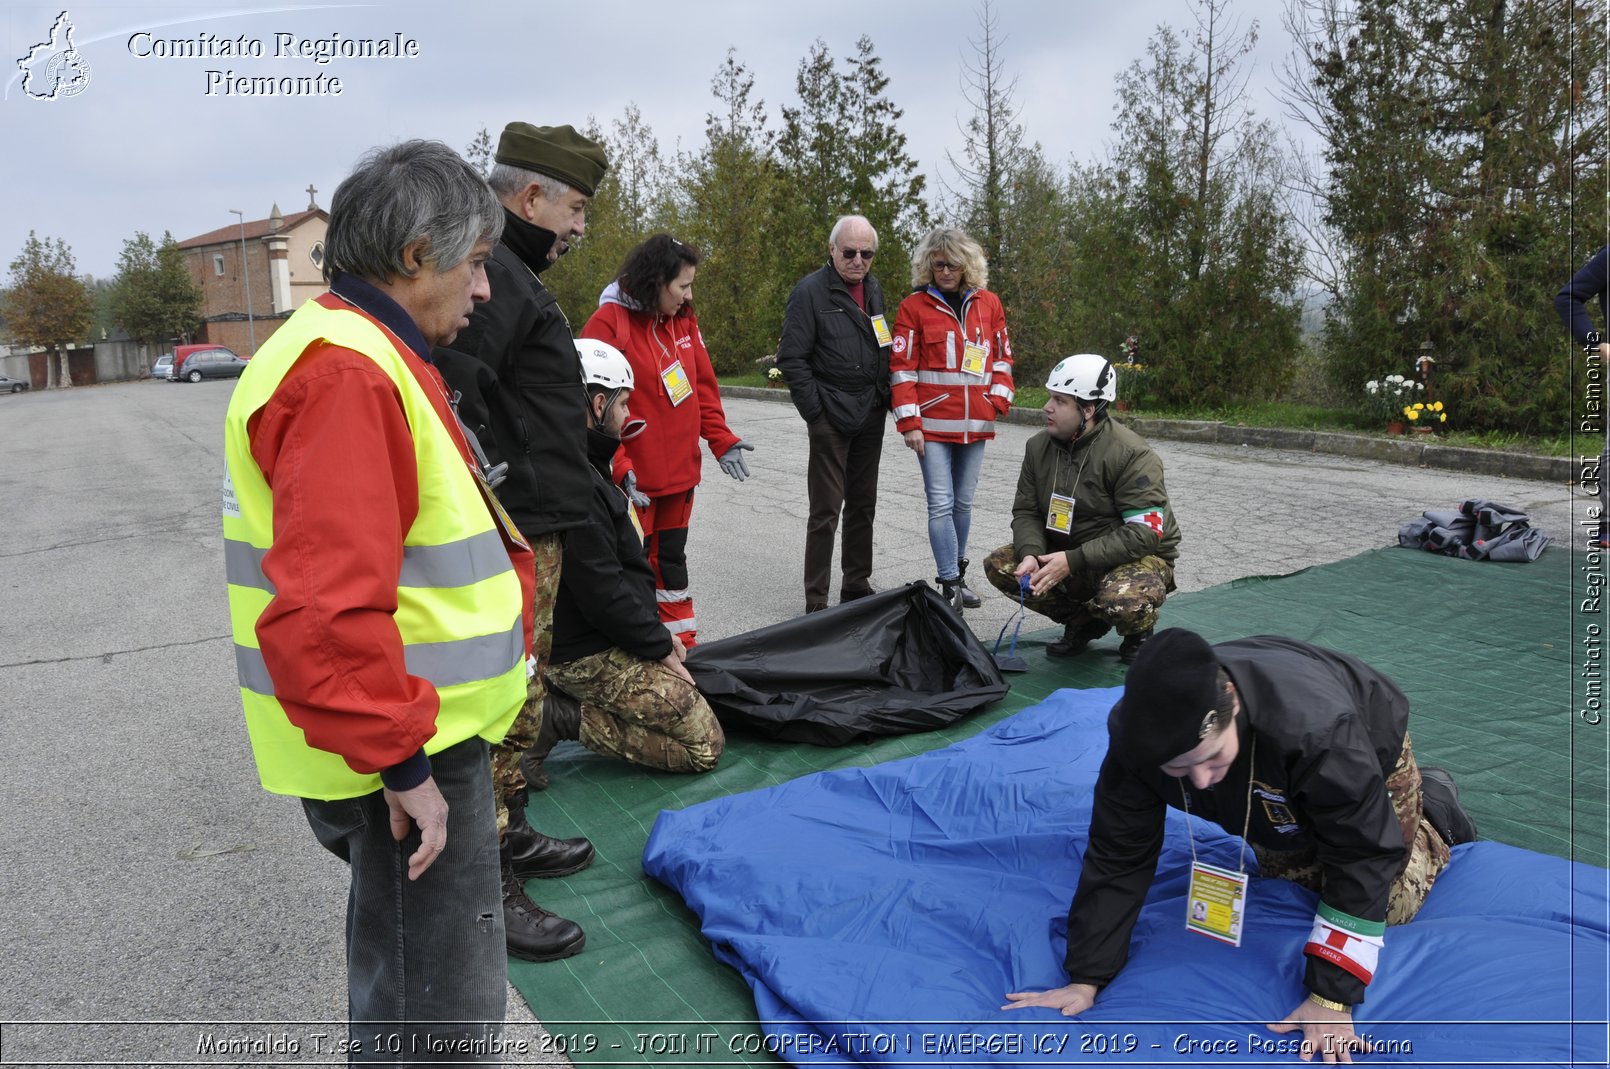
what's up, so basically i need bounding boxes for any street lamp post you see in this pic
[228,209,258,354]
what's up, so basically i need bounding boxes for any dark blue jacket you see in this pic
[1556,245,1610,345]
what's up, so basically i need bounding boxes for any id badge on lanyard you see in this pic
[870,314,893,347]
[1046,493,1075,534]
[661,360,694,406]
[1186,862,1249,946]
[961,341,988,377]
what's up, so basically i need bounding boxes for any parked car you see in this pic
[171,344,249,382]
[150,354,174,380]
[0,375,29,394]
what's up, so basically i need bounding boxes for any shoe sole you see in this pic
[513,848,596,881]
[507,932,587,963]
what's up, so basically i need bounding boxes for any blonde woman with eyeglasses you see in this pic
[889,227,1016,606]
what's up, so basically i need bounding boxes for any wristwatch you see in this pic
[1308,992,1350,1013]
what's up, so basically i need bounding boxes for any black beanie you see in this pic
[1107,628,1223,768]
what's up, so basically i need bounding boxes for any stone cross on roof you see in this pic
[306,184,318,211]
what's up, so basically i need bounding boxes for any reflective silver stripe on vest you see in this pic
[893,404,921,421]
[235,613,523,696]
[399,529,511,588]
[225,531,511,593]
[236,644,277,695]
[990,383,1015,401]
[923,417,996,435]
[917,370,979,386]
[891,370,918,384]
[403,614,524,688]
[224,540,274,593]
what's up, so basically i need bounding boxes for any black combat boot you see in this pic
[935,575,965,611]
[505,789,595,879]
[1047,620,1110,658]
[1418,766,1478,845]
[520,688,581,792]
[500,840,586,963]
[1118,628,1153,665]
[955,557,982,609]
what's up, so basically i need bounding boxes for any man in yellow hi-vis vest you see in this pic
[223,141,534,1060]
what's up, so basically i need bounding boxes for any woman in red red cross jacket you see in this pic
[890,227,1016,607]
[580,234,750,646]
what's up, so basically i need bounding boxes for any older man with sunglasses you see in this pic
[776,214,894,614]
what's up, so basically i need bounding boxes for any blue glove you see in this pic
[719,441,754,482]
[620,470,650,508]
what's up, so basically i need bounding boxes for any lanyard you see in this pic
[1180,735,1256,875]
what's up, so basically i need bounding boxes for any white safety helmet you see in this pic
[1045,353,1117,403]
[576,339,634,391]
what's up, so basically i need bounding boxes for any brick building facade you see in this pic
[176,193,328,356]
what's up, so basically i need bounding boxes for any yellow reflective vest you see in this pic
[223,296,526,800]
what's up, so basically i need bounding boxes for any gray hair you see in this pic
[488,162,572,203]
[828,214,878,251]
[323,140,503,284]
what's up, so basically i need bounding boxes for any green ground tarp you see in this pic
[516,545,1601,1066]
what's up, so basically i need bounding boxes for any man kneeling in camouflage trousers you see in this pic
[524,341,725,789]
[982,354,1181,664]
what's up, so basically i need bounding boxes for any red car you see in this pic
[171,344,249,383]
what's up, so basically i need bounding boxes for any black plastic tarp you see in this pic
[684,582,1010,746]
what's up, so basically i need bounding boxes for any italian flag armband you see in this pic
[1303,903,1385,984]
[1122,506,1166,536]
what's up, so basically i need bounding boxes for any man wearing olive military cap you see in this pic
[433,123,608,963]
[1005,629,1475,1064]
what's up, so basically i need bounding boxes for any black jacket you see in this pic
[1064,636,1412,1006]
[550,427,673,666]
[775,261,891,434]
[433,211,590,539]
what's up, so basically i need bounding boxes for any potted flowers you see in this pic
[766,366,784,387]
[1403,400,1447,434]
[1362,375,1422,433]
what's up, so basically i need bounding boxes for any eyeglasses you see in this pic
[931,260,959,272]
[839,247,875,262]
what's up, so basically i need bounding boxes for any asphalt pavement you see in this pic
[0,380,1581,1065]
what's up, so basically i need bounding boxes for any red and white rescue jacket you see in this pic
[890,286,1015,443]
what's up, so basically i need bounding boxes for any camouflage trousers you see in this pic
[1254,731,1452,925]
[982,543,1176,637]
[490,531,561,835]
[545,647,725,775]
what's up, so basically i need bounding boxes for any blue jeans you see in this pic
[303,738,506,1064]
[916,439,988,580]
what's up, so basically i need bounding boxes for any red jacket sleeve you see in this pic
[890,294,923,434]
[248,345,440,775]
[689,318,741,458]
[988,292,1016,415]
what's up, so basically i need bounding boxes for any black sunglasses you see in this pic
[839,247,875,261]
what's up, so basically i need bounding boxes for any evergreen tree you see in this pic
[3,231,92,388]
[840,35,929,299]
[777,39,849,281]
[778,37,928,297]
[109,230,203,350]
[1097,1,1303,406]
[681,50,787,372]
[545,108,675,325]
[1288,0,1607,433]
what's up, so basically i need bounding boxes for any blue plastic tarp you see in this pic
[644,688,1609,1067]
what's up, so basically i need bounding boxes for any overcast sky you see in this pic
[2,0,1310,279]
